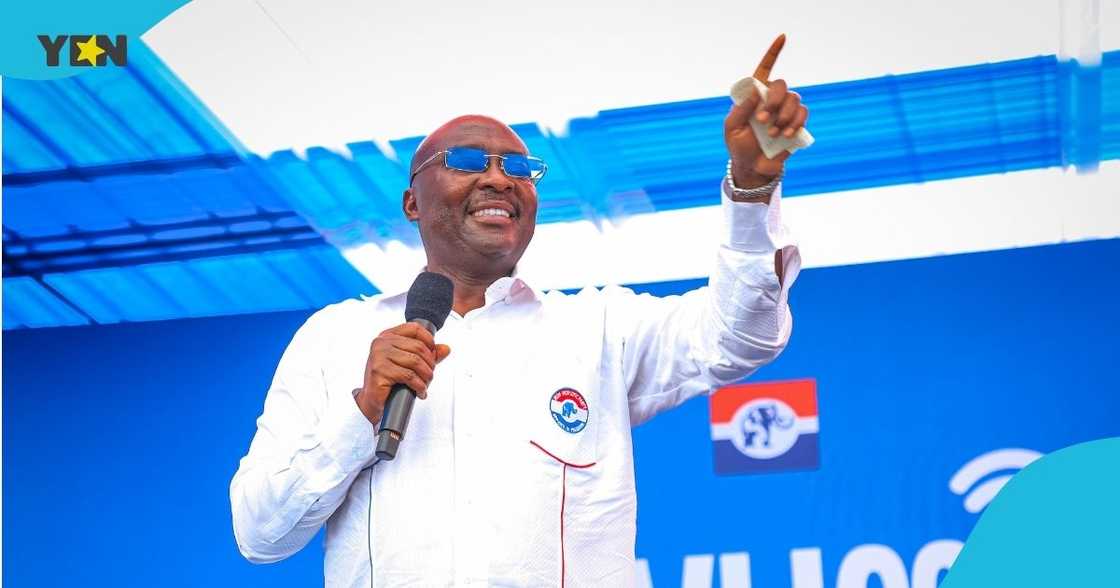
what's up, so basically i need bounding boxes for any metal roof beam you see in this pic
[3,210,324,277]
[2,153,242,187]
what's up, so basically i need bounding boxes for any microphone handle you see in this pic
[375,318,437,460]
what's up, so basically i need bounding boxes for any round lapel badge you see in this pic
[550,388,589,434]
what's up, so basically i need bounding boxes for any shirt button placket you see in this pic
[452,320,482,585]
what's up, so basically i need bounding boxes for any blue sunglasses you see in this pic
[410,146,548,185]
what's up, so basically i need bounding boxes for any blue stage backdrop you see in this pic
[4,239,1119,587]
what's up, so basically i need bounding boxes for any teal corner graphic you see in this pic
[943,436,1120,587]
[0,0,189,80]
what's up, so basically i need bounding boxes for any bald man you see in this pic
[232,36,806,587]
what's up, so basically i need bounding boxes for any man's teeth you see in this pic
[472,208,512,218]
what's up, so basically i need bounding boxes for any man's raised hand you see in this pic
[723,34,810,190]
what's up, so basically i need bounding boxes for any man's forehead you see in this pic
[410,115,528,176]
[434,122,526,152]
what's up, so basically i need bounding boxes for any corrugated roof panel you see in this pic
[5,50,1116,330]
[2,38,266,237]
[3,82,120,167]
[346,142,406,189]
[265,150,353,232]
[345,142,417,244]
[0,108,67,173]
[47,267,185,322]
[133,261,231,316]
[124,42,244,155]
[388,136,425,172]
[305,246,380,296]
[1104,51,1119,160]
[515,124,595,224]
[22,246,374,328]
[181,245,376,313]
[254,248,360,308]
[2,166,294,238]
[235,157,300,212]
[559,117,648,219]
[1,277,90,329]
[577,99,724,211]
[3,182,130,237]
[252,249,333,308]
[2,43,239,169]
[168,166,260,218]
[898,58,1060,181]
[92,174,209,226]
[186,252,327,314]
[306,148,392,233]
[2,306,20,330]
[573,54,1087,211]
[40,272,128,323]
[75,69,204,160]
[57,77,159,160]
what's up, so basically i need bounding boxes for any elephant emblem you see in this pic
[742,403,794,448]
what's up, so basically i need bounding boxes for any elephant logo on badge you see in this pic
[549,388,589,434]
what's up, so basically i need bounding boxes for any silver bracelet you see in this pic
[725,159,781,199]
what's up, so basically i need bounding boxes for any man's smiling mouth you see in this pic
[471,208,512,218]
[467,199,517,220]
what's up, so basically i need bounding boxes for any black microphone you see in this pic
[375,272,454,461]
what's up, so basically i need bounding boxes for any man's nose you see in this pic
[478,156,515,191]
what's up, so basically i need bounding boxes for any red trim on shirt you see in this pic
[561,463,568,588]
[529,441,596,587]
[529,440,596,469]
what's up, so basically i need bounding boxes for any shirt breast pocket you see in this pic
[522,345,600,468]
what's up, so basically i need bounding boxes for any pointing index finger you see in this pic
[752,34,786,84]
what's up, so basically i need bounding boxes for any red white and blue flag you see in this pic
[710,379,820,475]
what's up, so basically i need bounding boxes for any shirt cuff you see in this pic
[721,179,796,253]
[315,389,377,474]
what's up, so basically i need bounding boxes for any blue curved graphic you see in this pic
[0,0,189,79]
[941,437,1120,587]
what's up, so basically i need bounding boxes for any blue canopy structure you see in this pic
[4,42,1117,329]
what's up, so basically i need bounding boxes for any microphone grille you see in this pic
[404,272,454,330]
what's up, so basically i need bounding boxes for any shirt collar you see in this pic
[373,266,542,308]
[483,273,540,306]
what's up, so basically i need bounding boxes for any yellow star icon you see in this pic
[75,36,105,66]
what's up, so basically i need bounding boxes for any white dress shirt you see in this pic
[230,183,801,587]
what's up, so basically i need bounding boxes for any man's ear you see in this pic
[403,188,420,222]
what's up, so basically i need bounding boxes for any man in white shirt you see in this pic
[231,36,806,587]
